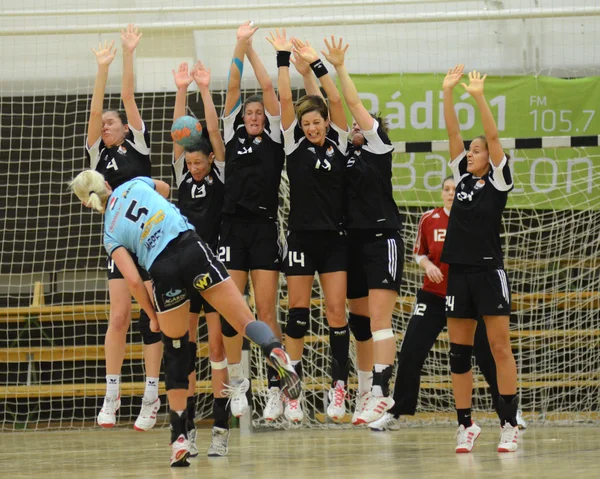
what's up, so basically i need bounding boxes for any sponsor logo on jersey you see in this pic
[163,288,186,307]
[308,147,316,154]
[143,228,163,251]
[141,210,166,240]
[325,146,334,157]
[205,175,213,185]
[474,179,486,190]
[253,136,262,145]
[117,145,127,155]
[432,213,440,218]
[456,191,474,202]
[109,197,118,210]
[238,137,245,144]
[186,177,193,183]
[193,273,213,291]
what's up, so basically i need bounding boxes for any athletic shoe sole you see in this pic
[270,348,302,400]
[170,450,191,467]
[456,430,481,453]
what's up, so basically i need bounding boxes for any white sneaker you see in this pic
[284,393,304,423]
[263,387,284,421]
[355,395,394,425]
[134,397,161,431]
[455,422,482,453]
[516,410,527,430]
[498,424,519,453]
[188,428,199,458]
[97,396,120,428]
[207,426,229,457]
[170,434,190,467]
[223,378,250,418]
[368,412,401,431]
[351,392,370,425]
[326,382,347,420]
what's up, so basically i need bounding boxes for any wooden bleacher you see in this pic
[1,289,599,401]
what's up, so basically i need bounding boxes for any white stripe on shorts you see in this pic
[497,269,510,304]
[387,238,397,280]
[197,240,227,284]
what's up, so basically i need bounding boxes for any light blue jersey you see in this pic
[103,177,193,271]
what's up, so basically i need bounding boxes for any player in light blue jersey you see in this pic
[70,170,301,468]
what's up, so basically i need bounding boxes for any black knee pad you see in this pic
[188,341,198,375]
[285,308,310,339]
[450,343,473,374]
[162,332,190,390]
[220,317,238,338]
[138,310,162,345]
[348,313,372,342]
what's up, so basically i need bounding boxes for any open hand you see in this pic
[172,62,193,90]
[322,36,348,67]
[461,70,487,97]
[442,64,464,90]
[291,38,319,63]
[121,24,142,53]
[92,40,117,67]
[191,61,211,89]
[237,20,258,43]
[266,28,293,52]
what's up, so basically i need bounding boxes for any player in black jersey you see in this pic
[85,26,164,430]
[221,22,286,422]
[268,30,351,421]
[442,65,519,453]
[322,38,404,425]
[172,61,238,457]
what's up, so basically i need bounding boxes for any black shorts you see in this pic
[217,215,281,272]
[411,289,446,321]
[149,231,230,313]
[107,255,151,282]
[446,264,511,318]
[347,230,404,300]
[283,230,347,276]
[189,293,217,315]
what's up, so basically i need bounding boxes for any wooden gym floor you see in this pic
[0,425,599,478]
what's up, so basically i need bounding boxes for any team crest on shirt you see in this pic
[308,147,316,154]
[186,177,193,183]
[193,273,213,291]
[325,146,334,157]
[117,145,127,155]
[238,137,245,144]
[253,136,262,145]
[474,179,486,190]
[205,175,213,185]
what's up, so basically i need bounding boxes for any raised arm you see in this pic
[292,38,348,131]
[266,29,294,131]
[153,179,171,199]
[443,64,466,160]
[172,62,194,161]
[323,36,373,131]
[291,51,322,99]
[224,21,258,116]
[87,41,116,148]
[120,24,144,131]
[246,43,279,117]
[192,61,226,162]
[461,71,504,167]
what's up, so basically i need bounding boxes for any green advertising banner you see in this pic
[349,74,600,141]
[391,148,600,209]
[346,74,600,209]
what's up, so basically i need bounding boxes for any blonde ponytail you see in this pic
[69,170,110,213]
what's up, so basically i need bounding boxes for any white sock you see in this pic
[106,375,120,399]
[144,377,159,402]
[358,370,373,396]
[227,363,244,381]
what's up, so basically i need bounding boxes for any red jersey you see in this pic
[413,207,450,298]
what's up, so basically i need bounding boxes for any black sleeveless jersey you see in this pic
[345,120,402,232]
[283,119,349,232]
[223,103,284,220]
[441,151,513,267]
[85,123,152,189]
[173,153,225,249]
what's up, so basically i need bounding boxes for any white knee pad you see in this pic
[210,358,228,370]
[372,328,395,342]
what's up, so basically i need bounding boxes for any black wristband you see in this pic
[277,51,291,68]
[310,59,328,78]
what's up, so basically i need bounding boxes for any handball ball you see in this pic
[171,116,203,148]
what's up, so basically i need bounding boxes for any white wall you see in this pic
[0,0,598,96]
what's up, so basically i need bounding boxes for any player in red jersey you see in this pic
[369,176,524,431]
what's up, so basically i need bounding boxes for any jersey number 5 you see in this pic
[125,200,149,228]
